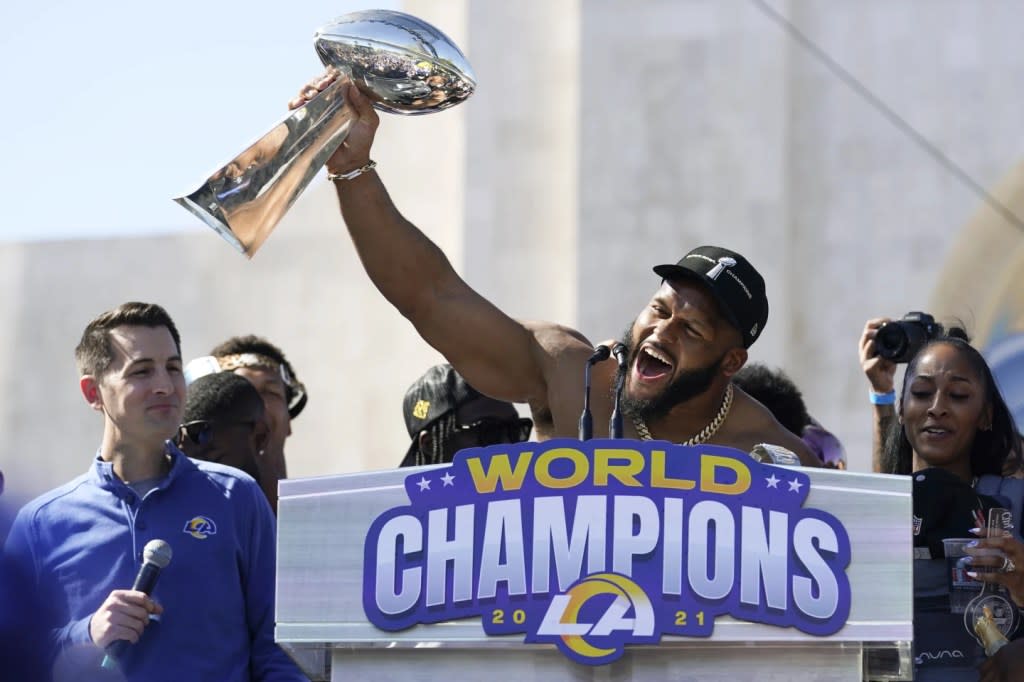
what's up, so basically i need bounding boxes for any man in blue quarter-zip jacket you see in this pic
[2,302,306,681]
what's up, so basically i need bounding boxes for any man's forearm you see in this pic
[334,171,457,321]
[329,155,551,405]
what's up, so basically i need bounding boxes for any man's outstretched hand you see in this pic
[289,69,380,177]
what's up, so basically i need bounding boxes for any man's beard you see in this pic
[616,325,725,422]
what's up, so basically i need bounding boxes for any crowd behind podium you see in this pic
[0,73,1023,682]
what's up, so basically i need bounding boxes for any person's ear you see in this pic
[720,348,748,377]
[418,431,432,454]
[80,376,103,411]
[252,418,271,455]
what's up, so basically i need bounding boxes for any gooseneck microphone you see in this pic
[100,539,173,670]
[609,343,629,439]
[578,345,611,440]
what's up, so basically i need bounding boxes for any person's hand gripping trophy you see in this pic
[175,10,476,257]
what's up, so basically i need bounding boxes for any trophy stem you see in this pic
[173,78,355,258]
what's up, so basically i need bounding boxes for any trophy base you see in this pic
[175,190,247,256]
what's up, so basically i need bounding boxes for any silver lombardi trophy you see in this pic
[174,10,476,257]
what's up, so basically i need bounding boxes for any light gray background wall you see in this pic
[3,0,1024,502]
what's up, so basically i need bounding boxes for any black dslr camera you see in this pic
[875,312,941,363]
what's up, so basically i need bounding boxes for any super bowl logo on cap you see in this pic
[706,257,737,280]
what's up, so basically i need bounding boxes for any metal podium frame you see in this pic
[276,462,912,681]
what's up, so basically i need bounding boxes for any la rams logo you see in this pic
[532,573,657,664]
[183,515,217,540]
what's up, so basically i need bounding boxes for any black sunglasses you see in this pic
[456,417,533,445]
[178,419,256,447]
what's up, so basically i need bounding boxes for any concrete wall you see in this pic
[3,0,1024,502]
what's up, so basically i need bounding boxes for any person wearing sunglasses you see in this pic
[177,372,270,483]
[185,335,306,514]
[401,364,532,467]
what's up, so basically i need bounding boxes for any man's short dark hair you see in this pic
[732,363,811,435]
[184,372,264,425]
[209,335,306,418]
[210,335,291,372]
[74,302,181,377]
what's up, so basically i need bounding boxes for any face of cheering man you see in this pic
[80,325,186,451]
[620,279,747,421]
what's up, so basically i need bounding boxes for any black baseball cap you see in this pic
[401,364,482,467]
[653,245,769,348]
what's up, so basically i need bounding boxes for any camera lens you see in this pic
[875,322,909,362]
[876,321,931,363]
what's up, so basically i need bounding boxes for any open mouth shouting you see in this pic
[634,344,675,385]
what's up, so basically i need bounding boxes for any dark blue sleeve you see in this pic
[2,506,93,679]
[241,480,308,681]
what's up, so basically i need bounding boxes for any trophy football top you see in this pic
[314,10,477,116]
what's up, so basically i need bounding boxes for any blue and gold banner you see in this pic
[363,440,852,665]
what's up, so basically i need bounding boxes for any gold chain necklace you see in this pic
[631,383,734,445]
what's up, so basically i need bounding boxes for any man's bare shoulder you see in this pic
[521,320,595,358]
[725,388,821,466]
[517,322,605,438]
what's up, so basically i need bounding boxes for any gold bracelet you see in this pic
[327,160,377,182]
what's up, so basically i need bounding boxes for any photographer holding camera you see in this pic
[860,313,941,473]
[861,315,1024,679]
[860,314,1023,477]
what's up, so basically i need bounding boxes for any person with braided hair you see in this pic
[401,364,532,467]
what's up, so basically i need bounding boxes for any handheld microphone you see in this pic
[609,343,629,438]
[100,539,173,669]
[578,345,611,440]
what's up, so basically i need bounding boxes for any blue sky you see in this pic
[0,0,393,241]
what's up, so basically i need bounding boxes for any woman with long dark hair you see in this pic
[870,331,1024,680]
[881,334,1022,480]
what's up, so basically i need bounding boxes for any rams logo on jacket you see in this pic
[184,515,217,539]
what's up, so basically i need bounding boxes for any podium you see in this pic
[276,444,912,681]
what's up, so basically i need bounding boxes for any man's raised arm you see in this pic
[291,74,550,405]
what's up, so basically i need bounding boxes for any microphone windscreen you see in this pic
[588,345,611,363]
[142,539,173,569]
[611,343,628,364]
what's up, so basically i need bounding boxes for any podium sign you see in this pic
[276,441,912,680]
